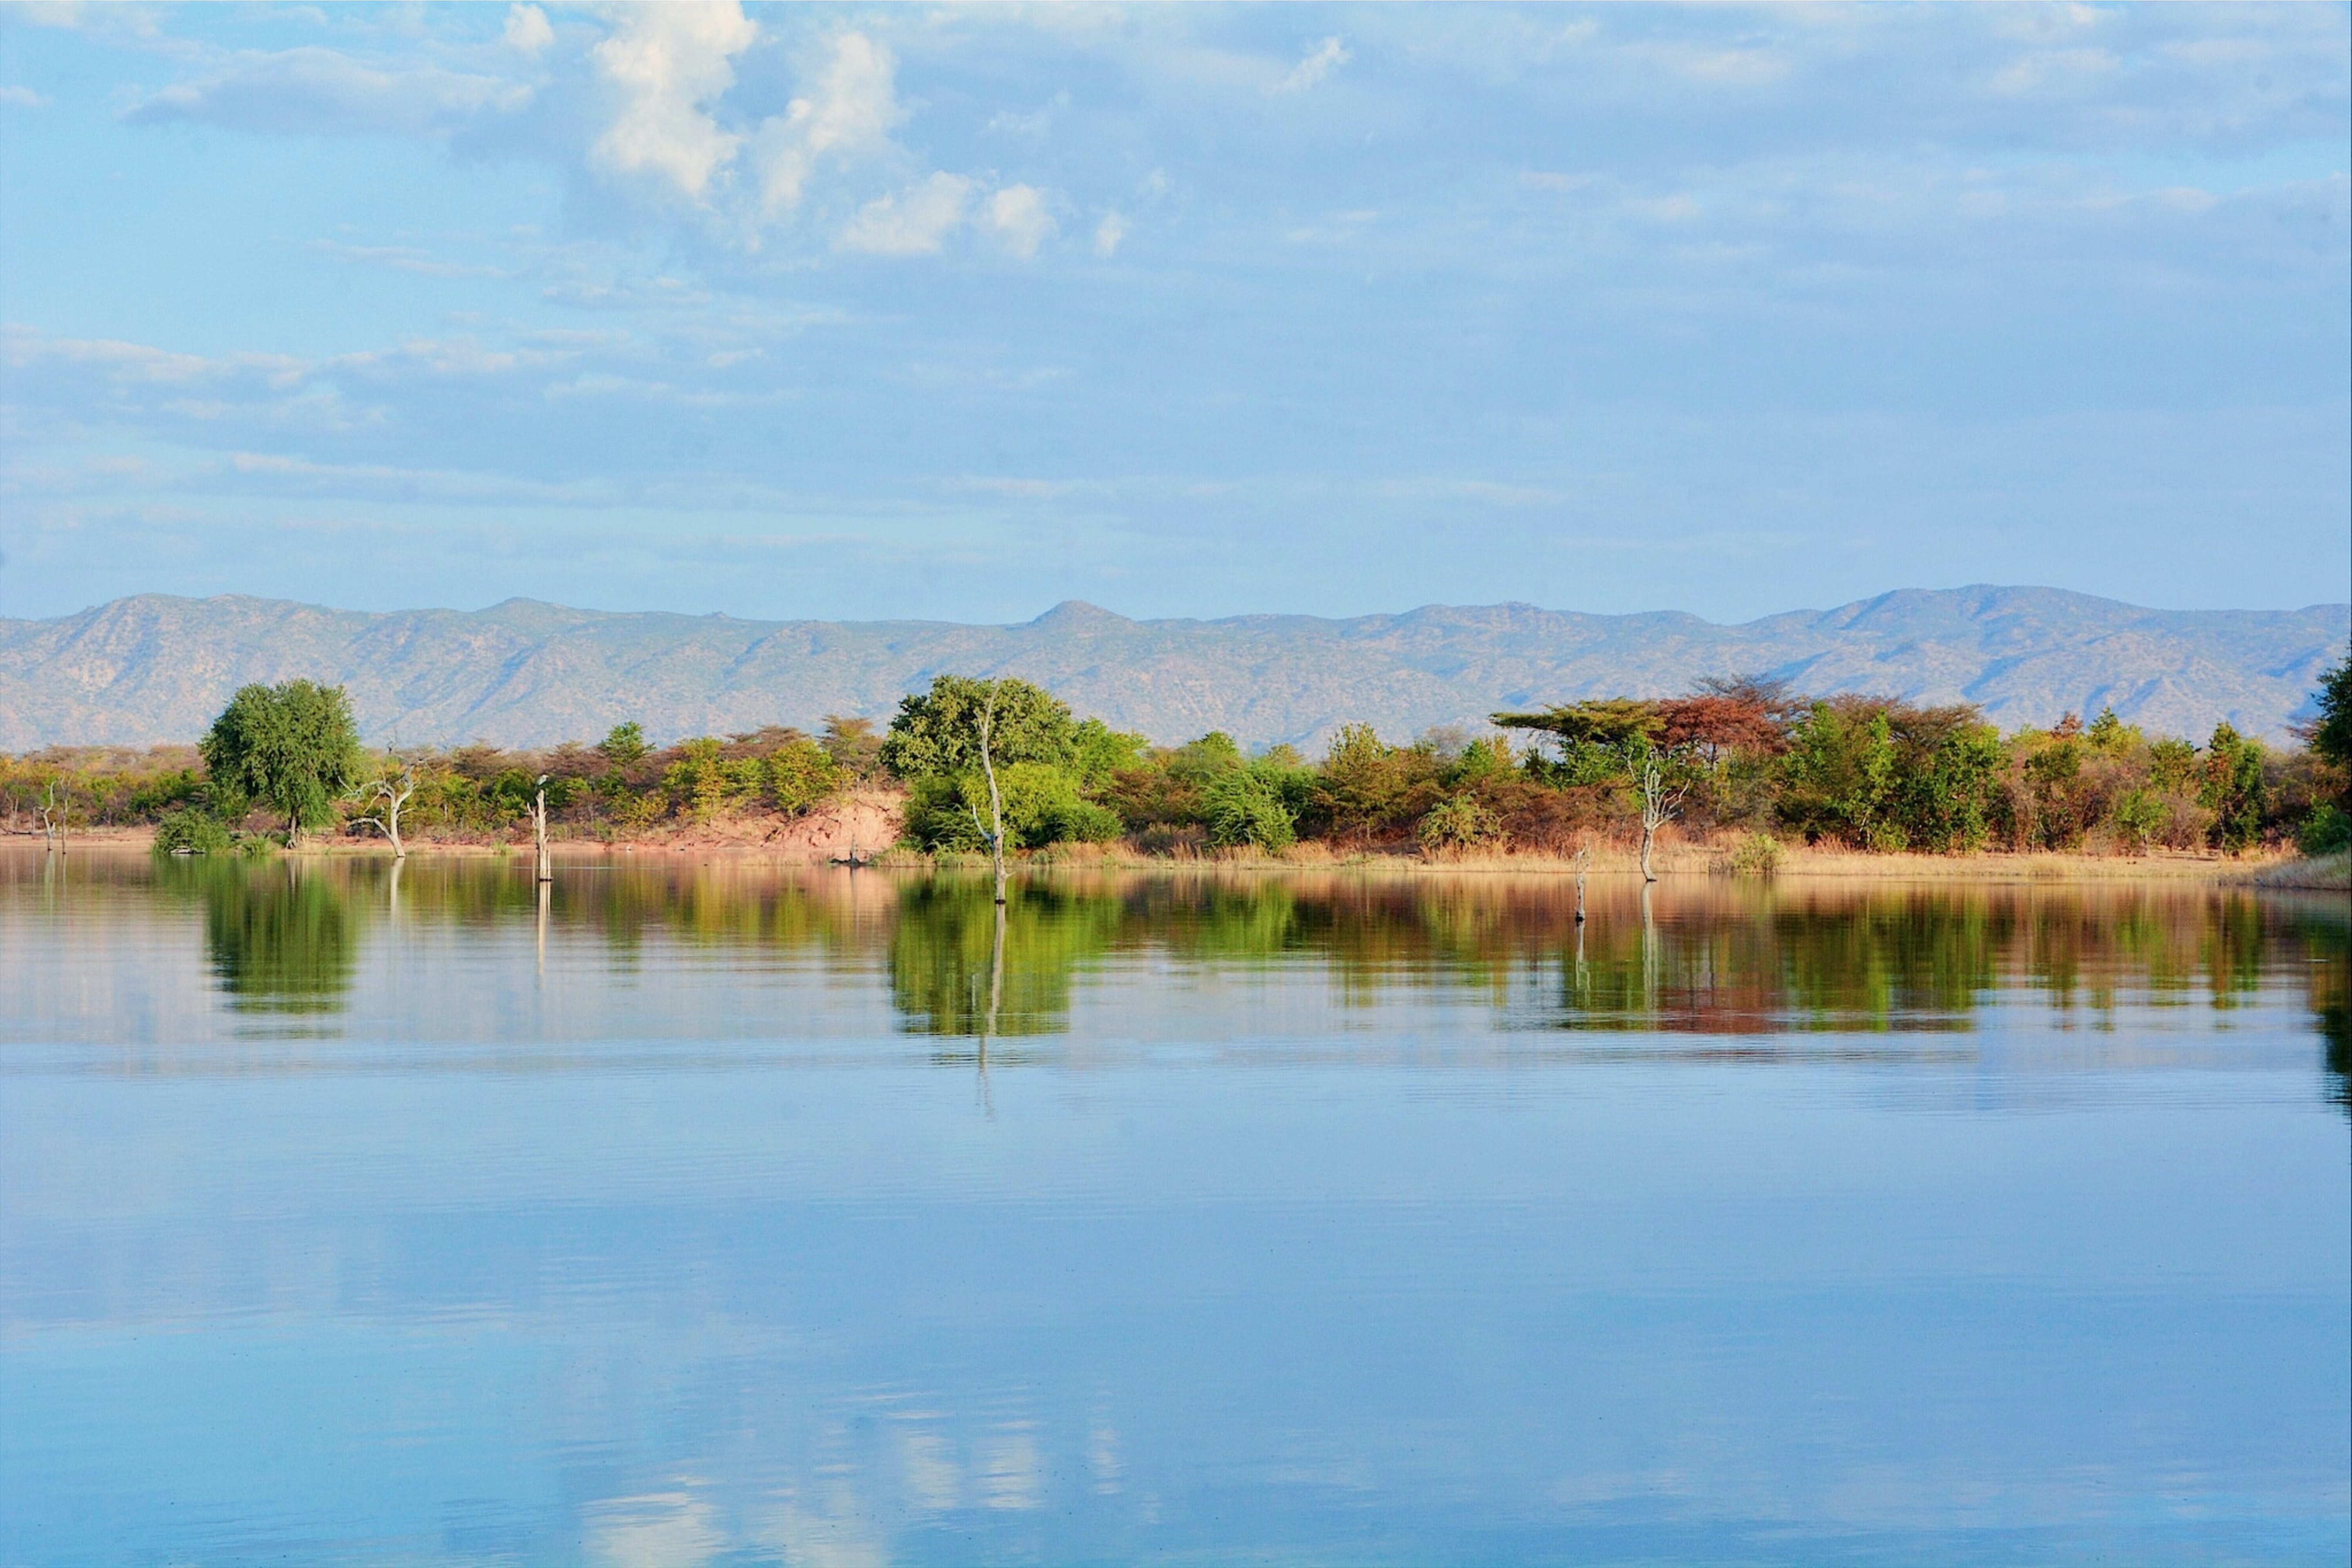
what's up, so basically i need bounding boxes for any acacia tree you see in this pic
[199,680,364,848]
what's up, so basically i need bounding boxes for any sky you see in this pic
[0,2,2345,627]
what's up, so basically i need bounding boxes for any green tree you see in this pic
[767,738,843,815]
[2199,723,2265,854]
[2305,652,2352,812]
[2084,706,2142,755]
[881,675,1078,779]
[665,738,759,822]
[1205,767,1298,851]
[1494,699,1659,787]
[197,680,364,847]
[1071,717,1150,788]
[1901,728,2004,853]
[598,722,649,767]
[1310,724,1440,838]
[820,715,884,782]
[901,762,1120,850]
[1780,701,1898,848]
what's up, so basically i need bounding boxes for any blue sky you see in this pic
[0,3,2345,625]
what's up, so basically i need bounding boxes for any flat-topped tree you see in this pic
[199,680,363,848]
[1494,699,1702,880]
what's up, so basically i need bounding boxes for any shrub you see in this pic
[1713,831,1782,876]
[1206,768,1298,851]
[901,764,1123,850]
[664,738,762,821]
[2109,788,2165,855]
[1417,794,1500,852]
[2199,724,2265,854]
[153,808,233,856]
[2298,804,2352,857]
[766,738,843,815]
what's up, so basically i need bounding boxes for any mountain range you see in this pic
[2,587,2343,752]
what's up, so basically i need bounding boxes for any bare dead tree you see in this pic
[1573,844,1589,924]
[976,682,1008,906]
[1625,743,1691,884]
[532,774,552,884]
[37,779,66,854]
[349,759,416,858]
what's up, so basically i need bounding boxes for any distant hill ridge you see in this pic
[0,586,2342,750]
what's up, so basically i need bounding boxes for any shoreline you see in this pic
[9,826,2332,887]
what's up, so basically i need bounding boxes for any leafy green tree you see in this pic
[198,680,364,847]
[1205,767,1298,850]
[1441,736,1513,787]
[2146,737,2197,792]
[1494,699,1659,787]
[2199,723,2265,854]
[1071,717,1149,788]
[2304,652,2352,815]
[1168,730,1245,786]
[1779,701,1898,848]
[598,722,649,767]
[1310,724,1440,838]
[2084,706,2142,755]
[664,738,762,822]
[2109,788,2166,856]
[1900,728,2004,853]
[821,715,885,782]
[881,676,1077,779]
[767,738,843,815]
[2022,730,2089,849]
[902,762,1120,849]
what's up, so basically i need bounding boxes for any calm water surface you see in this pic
[2,850,2345,1565]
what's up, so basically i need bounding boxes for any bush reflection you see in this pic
[22,852,2341,1098]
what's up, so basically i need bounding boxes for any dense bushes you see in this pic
[8,658,2348,864]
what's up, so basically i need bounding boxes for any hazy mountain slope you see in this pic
[1,587,2342,750]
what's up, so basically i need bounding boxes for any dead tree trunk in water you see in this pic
[1628,746,1687,885]
[977,684,1008,907]
[533,775,552,884]
[37,780,64,855]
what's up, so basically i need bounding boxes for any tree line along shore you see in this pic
[6,659,2350,873]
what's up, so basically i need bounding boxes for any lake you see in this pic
[1,850,2345,1565]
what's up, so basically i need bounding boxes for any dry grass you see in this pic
[15,818,2300,886]
[2252,851,2351,892]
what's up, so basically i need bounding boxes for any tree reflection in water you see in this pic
[64,852,2345,1103]
[163,858,363,1022]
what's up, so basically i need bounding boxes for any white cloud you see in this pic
[836,172,973,255]
[985,91,1068,140]
[122,48,529,137]
[502,5,554,56]
[750,31,900,216]
[0,85,48,109]
[1275,36,1350,93]
[1093,210,1127,258]
[1987,47,2121,99]
[589,1,758,201]
[983,184,1055,258]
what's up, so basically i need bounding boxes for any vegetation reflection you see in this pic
[32,852,2340,1102]
[160,858,362,1017]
